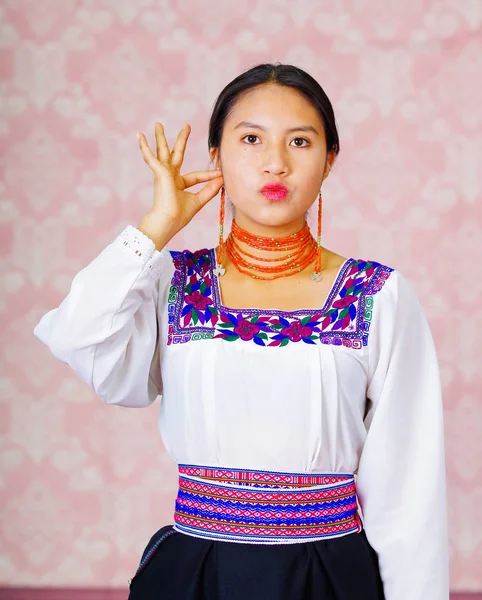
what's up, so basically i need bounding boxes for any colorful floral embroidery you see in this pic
[167,248,393,348]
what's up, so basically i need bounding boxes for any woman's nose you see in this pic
[261,146,289,175]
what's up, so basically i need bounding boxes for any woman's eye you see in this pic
[241,135,309,147]
[242,134,260,144]
[290,138,309,147]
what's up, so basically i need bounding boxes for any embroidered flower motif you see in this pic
[268,315,322,346]
[319,272,370,332]
[185,248,210,277]
[332,294,358,309]
[280,320,315,342]
[233,319,260,341]
[215,313,270,345]
[186,249,207,265]
[185,290,212,311]
[180,256,217,326]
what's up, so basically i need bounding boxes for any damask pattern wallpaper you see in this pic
[0,0,481,591]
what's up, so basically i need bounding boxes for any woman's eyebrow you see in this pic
[233,121,319,135]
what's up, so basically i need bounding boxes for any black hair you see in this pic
[208,62,340,156]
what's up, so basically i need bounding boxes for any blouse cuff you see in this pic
[112,225,164,282]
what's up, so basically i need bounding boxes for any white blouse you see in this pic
[33,225,449,600]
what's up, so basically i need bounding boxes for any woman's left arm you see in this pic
[356,270,450,600]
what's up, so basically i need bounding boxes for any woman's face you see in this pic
[210,83,336,232]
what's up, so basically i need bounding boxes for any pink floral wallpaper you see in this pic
[0,0,481,593]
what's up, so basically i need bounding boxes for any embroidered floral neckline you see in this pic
[167,247,393,348]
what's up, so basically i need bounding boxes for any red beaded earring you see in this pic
[310,191,323,282]
[214,185,226,276]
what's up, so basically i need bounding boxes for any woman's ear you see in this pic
[323,151,337,181]
[209,147,221,170]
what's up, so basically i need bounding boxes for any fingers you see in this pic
[138,124,223,192]
[171,124,191,170]
[137,132,163,174]
[196,176,224,208]
[155,123,171,163]
[183,169,222,189]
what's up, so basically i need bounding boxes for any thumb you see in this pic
[196,176,224,209]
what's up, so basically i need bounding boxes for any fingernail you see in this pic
[136,133,140,140]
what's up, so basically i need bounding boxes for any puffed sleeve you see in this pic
[33,225,172,408]
[356,270,449,600]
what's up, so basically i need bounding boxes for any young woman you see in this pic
[34,63,449,600]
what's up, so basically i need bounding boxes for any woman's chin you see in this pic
[235,206,306,230]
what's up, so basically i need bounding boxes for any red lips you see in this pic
[260,182,289,200]
[261,182,288,193]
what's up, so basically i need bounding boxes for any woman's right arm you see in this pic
[34,226,171,407]
[34,122,224,407]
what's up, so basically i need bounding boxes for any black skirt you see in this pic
[128,524,385,600]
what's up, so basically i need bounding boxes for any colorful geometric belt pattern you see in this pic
[173,464,363,544]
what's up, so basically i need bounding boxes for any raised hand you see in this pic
[137,122,223,249]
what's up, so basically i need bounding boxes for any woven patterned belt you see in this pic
[173,464,363,544]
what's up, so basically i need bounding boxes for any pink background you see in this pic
[1,0,481,593]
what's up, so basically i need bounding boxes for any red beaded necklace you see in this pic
[216,193,324,281]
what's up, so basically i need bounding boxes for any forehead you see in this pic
[224,83,325,131]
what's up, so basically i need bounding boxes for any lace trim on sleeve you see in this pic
[114,225,156,259]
